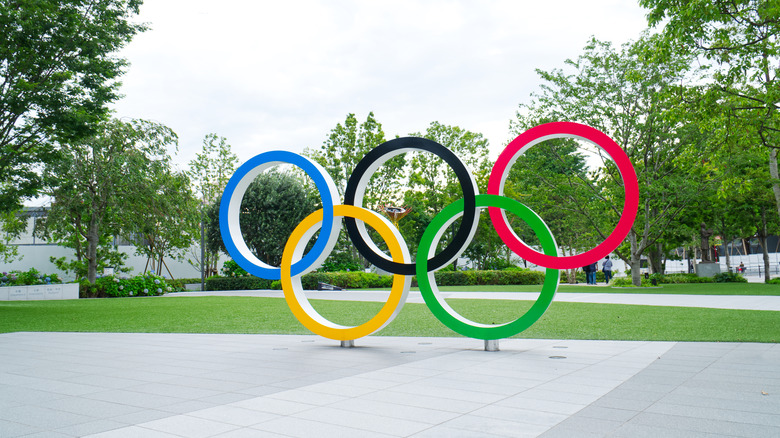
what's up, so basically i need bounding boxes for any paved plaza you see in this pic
[0,292,779,437]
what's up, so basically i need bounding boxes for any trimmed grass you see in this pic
[1,296,778,343]
[420,282,780,295]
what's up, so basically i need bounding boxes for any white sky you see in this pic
[111,0,650,170]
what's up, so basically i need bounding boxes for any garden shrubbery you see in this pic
[1,268,62,286]
[204,267,547,291]
[713,272,748,283]
[80,272,183,298]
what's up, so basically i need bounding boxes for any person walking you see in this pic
[602,256,613,284]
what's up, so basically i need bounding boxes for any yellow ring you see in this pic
[281,204,411,341]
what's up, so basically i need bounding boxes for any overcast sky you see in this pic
[111,0,650,169]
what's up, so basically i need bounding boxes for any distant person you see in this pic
[602,256,613,283]
[582,263,591,284]
[588,261,598,284]
[739,262,745,274]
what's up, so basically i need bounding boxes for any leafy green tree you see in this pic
[124,168,199,278]
[38,119,179,284]
[402,122,491,269]
[186,134,239,277]
[641,0,780,221]
[504,114,597,282]
[513,36,709,285]
[304,112,404,268]
[206,170,319,268]
[0,0,145,215]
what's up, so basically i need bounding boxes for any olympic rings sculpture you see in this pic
[220,122,639,341]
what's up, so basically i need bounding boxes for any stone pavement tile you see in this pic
[515,387,606,405]
[631,411,780,438]
[327,397,460,425]
[294,405,432,436]
[390,381,508,404]
[138,414,241,438]
[495,396,586,415]
[573,405,639,422]
[645,401,780,427]
[39,396,144,418]
[0,419,43,438]
[84,388,188,409]
[187,405,278,427]
[108,409,173,426]
[264,388,349,406]
[126,381,224,400]
[158,399,219,414]
[436,414,551,438]
[608,422,733,438]
[0,405,94,430]
[411,426,510,438]
[230,395,317,415]
[544,415,624,435]
[360,389,485,413]
[0,384,66,405]
[660,392,780,415]
[468,405,568,427]
[54,419,129,437]
[251,416,395,438]
[211,427,283,438]
[86,425,182,437]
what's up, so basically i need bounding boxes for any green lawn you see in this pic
[421,282,780,295]
[1,296,777,343]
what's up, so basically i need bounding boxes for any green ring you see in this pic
[416,194,560,340]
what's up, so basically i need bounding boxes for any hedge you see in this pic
[205,269,546,291]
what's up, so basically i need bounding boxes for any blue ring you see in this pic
[219,151,335,280]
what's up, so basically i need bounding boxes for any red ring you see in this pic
[487,122,638,269]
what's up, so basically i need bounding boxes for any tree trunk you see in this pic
[759,207,771,282]
[723,234,732,273]
[86,217,100,284]
[630,231,641,286]
[769,149,780,225]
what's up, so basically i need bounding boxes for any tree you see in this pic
[304,112,404,267]
[38,118,178,283]
[641,0,780,222]
[0,0,145,214]
[504,115,597,282]
[402,122,491,268]
[512,36,709,285]
[207,170,318,268]
[186,133,239,277]
[124,168,199,278]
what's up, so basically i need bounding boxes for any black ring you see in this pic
[343,137,479,275]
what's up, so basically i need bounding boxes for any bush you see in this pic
[611,277,656,287]
[221,260,249,277]
[319,252,363,272]
[433,269,545,286]
[649,273,713,284]
[714,272,748,283]
[80,272,183,298]
[0,268,62,286]
[766,278,780,285]
[206,276,274,291]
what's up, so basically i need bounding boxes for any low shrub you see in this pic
[649,273,713,284]
[1,268,62,286]
[205,268,548,291]
[610,277,656,287]
[766,278,780,285]
[714,272,748,283]
[80,272,183,298]
[434,269,545,286]
[206,276,274,291]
